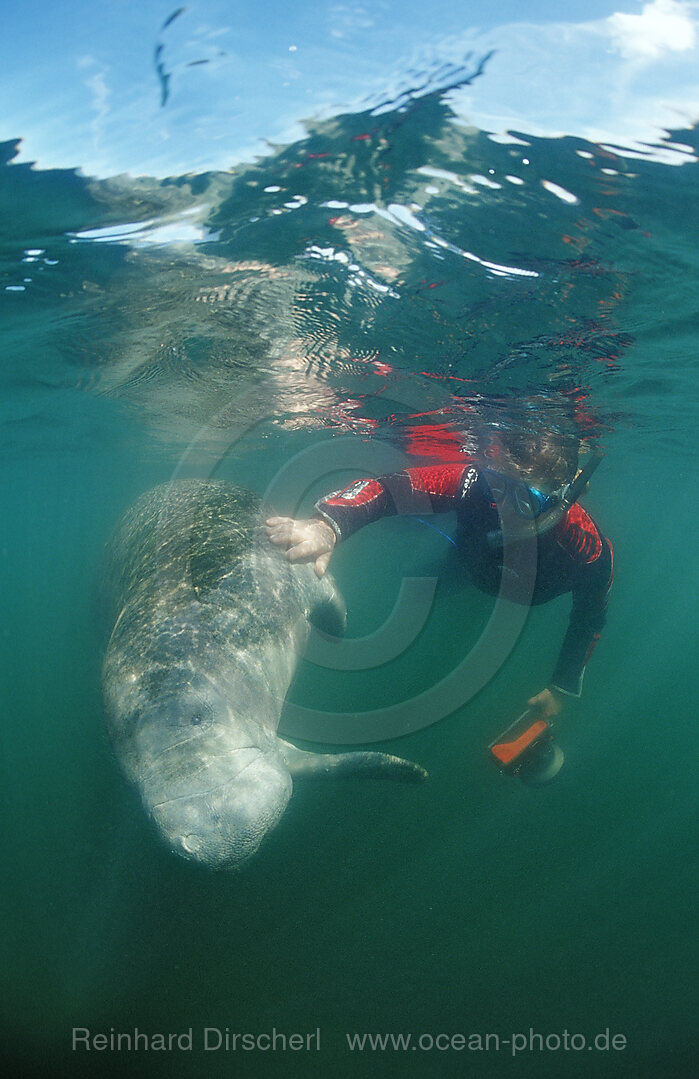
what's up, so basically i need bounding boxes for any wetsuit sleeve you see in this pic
[550,515,614,697]
[314,464,479,541]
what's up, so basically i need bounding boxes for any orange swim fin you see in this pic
[489,709,551,772]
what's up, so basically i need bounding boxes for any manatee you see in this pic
[101,480,426,869]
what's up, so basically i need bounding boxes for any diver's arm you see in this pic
[549,539,614,698]
[265,475,396,576]
[266,464,476,575]
[527,560,611,716]
[312,464,477,541]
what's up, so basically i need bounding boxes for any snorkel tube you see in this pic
[487,452,604,547]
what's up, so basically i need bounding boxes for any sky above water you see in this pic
[3,0,698,178]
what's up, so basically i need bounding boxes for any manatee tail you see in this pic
[279,740,428,783]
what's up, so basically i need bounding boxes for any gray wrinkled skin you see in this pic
[101,480,344,869]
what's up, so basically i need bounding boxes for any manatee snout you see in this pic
[146,752,293,870]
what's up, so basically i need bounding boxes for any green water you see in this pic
[1,64,698,1079]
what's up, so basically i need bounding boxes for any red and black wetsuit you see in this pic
[314,464,614,697]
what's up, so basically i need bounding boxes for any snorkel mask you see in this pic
[485,453,603,547]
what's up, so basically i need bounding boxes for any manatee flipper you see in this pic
[279,740,428,783]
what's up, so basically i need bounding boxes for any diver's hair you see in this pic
[485,432,579,488]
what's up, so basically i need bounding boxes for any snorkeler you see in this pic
[265,436,613,729]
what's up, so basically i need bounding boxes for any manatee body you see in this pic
[101,480,425,869]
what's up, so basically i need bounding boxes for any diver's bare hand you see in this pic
[265,517,337,577]
[527,687,564,720]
